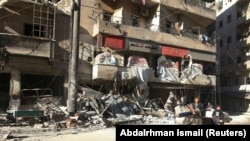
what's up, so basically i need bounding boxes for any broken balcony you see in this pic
[92,64,155,82]
[92,64,216,86]
[0,33,55,59]
[98,20,215,54]
[160,0,216,23]
[220,84,250,99]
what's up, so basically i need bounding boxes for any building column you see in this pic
[9,69,21,109]
[194,89,200,100]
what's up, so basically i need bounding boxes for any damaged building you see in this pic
[0,0,219,126]
[77,0,217,110]
[216,0,250,112]
[0,0,70,112]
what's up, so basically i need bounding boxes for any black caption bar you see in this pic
[116,125,250,141]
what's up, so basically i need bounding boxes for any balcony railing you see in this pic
[234,35,250,49]
[160,0,215,20]
[101,14,215,48]
[92,64,216,86]
[236,10,250,25]
[221,84,250,94]
[0,33,55,59]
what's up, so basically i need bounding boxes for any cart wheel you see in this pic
[28,118,37,126]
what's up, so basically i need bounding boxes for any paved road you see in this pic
[1,113,250,141]
[32,127,116,141]
[224,112,250,125]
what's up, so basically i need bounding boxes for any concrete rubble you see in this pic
[0,84,238,141]
[0,1,244,140]
[0,86,183,140]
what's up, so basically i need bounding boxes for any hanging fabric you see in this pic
[142,0,146,5]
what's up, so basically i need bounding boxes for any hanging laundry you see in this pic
[142,0,146,5]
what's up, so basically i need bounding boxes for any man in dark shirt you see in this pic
[188,97,204,117]
[186,97,204,125]
[212,105,224,125]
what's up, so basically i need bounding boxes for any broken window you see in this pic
[165,20,172,33]
[219,20,223,28]
[237,56,241,63]
[246,77,250,84]
[131,15,139,27]
[24,24,45,37]
[32,4,55,38]
[227,36,232,44]
[22,88,53,98]
[103,11,112,22]
[227,15,231,23]
[220,39,223,47]
[221,77,228,86]
[235,78,238,85]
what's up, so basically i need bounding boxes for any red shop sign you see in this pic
[103,36,124,49]
[161,46,188,57]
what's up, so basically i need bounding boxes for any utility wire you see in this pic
[0,4,33,19]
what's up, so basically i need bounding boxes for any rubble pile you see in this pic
[0,87,176,133]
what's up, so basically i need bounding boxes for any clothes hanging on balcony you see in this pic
[142,0,145,5]
[156,59,179,82]
[94,51,117,65]
[127,55,149,67]
[127,55,150,103]
[174,21,184,36]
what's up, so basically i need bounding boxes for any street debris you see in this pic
[0,86,179,132]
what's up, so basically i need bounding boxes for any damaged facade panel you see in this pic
[76,0,217,116]
[0,0,221,128]
[34,0,217,126]
[217,0,250,112]
[0,0,70,114]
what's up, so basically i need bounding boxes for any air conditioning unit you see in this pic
[121,72,132,80]
[140,7,149,17]
[216,1,223,10]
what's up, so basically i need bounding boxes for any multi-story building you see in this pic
[0,0,70,111]
[0,0,217,113]
[78,0,217,106]
[216,0,250,112]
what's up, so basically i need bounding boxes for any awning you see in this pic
[221,92,250,99]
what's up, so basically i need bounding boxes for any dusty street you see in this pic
[224,112,250,125]
[41,127,116,141]
[1,112,250,141]
[1,126,116,141]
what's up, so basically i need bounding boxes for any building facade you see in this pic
[0,0,70,111]
[216,0,250,112]
[78,0,217,106]
[0,0,217,113]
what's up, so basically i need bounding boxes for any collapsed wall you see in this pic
[56,0,72,15]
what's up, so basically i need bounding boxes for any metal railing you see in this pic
[101,14,215,46]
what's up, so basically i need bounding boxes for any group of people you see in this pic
[187,97,225,125]
[164,91,225,125]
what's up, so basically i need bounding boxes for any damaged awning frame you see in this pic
[148,82,212,90]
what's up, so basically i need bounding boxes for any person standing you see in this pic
[187,97,204,117]
[186,97,204,125]
[164,91,177,113]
